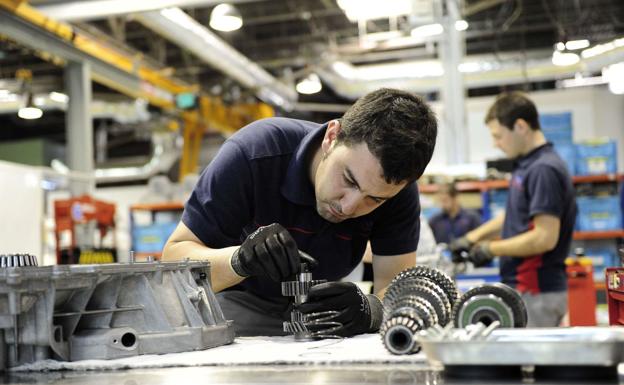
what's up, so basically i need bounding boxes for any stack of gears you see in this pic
[0,254,38,267]
[380,266,528,355]
[380,266,459,354]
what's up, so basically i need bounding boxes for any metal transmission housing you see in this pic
[0,258,234,369]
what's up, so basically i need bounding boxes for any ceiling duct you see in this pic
[134,8,297,110]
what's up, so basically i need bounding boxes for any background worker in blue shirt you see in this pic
[451,92,576,327]
[428,182,481,245]
[163,88,438,337]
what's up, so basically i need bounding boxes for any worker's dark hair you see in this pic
[439,182,458,198]
[337,88,437,184]
[484,91,541,131]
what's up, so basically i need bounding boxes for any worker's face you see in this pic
[487,119,524,159]
[313,122,406,223]
[438,192,455,213]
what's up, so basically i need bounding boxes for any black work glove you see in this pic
[298,282,383,338]
[449,236,473,263]
[468,242,495,267]
[230,223,301,282]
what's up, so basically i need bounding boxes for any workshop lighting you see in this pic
[296,73,322,94]
[209,3,242,32]
[565,39,590,50]
[556,42,566,51]
[410,23,443,38]
[552,50,580,66]
[603,62,624,95]
[455,20,469,31]
[581,37,624,59]
[49,91,69,103]
[337,0,412,22]
[18,93,43,120]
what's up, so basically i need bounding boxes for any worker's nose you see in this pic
[340,191,361,216]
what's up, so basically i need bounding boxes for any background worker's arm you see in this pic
[372,251,416,297]
[465,212,505,243]
[163,222,242,292]
[489,214,560,257]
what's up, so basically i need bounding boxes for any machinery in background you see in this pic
[53,195,116,264]
[0,255,234,370]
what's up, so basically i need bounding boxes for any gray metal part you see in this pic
[0,261,234,369]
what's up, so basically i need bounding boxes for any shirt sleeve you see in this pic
[526,164,566,219]
[369,183,420,256]
[182,139,253,248]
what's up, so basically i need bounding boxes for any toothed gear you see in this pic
[389,266,458,306]
[386,276,452,322]
[383,280,449,326]
[380,313,425,355]
[281,279,326,297]
[283,320,308,333]
[386,296,438,327]
[0,254,38,268]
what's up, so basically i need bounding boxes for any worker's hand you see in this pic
[449,236,473,263]
[298,282,383,338]
[468,242,495,267]
[230,223,301,282]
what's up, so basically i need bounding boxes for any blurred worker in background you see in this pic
[428,182,481,245]
[450,91,577,327]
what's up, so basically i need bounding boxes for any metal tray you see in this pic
[418,326,624,367]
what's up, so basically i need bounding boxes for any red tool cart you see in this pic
[606,267,624,325]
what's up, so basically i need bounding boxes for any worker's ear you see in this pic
[321,120,341,153]
[513,118,531,135]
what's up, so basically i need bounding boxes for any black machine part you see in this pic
[452,283,528,328]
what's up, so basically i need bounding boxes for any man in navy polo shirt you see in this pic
[451,92,576,327]
[163,88,438,337]
[428,182,481,245]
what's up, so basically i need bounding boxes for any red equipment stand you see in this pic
[606,267,624,325]
[53,195,116,264]
[566,258,597,326]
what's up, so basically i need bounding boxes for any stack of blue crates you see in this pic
[575,138,618,175]
[576,195,623,231]
[540,112,576,175]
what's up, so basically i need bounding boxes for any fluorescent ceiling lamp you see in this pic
[18,106,43,120]
[49,91,69,103]
[337,0,412,21]
[565,39,590,50]
[581,37,624,59]
[455,20,468,31]
[296,73,322,94]
[552,50,579,66]
[603,62,624,94]
[558,75,606,88]
[411,23,443,38]
[555,42,565,51]
[209,3,242,32]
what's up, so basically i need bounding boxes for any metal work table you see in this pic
[1,363,622,385]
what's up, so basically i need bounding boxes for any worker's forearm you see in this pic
[489,229,555,257]
[466,213,504,243]
[162,241,243,292]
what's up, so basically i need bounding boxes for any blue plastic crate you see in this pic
[576,196,623,231]
[132,222,178,253]
[540,112,573,145]
[554,143,576,175]
[575,139,617,175]
[584,248,619,282]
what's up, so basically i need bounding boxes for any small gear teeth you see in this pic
[283,321,308,333]
[281,279,326,296]
[383,280,449,326]
[389,265,458,305]
[0,254,38,268]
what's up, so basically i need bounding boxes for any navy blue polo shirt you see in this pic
[428,209,481,244]
[182,117,421,299]
[500,142,576,293]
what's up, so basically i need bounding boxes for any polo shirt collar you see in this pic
[281,122,328,205]
[516,142,552,169]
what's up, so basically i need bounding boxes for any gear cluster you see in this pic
[0,254,38,268]
[381,266,458,355]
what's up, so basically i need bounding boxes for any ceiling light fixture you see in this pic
[455,20,469,31]
[603,62,624,95]
[552,50,580,66]
[296,73,322,94]
[337,0,412,22]
[209,3,242,32]
[581,37,624,59]
[18,93,43,120]
[410,23,443,38]
[49,91,69,103]
[565,39,590,50]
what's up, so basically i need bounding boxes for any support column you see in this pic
[439,0,468,165]
[65,61,94,195]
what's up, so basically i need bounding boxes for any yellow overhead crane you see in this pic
[0,0,274,180]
